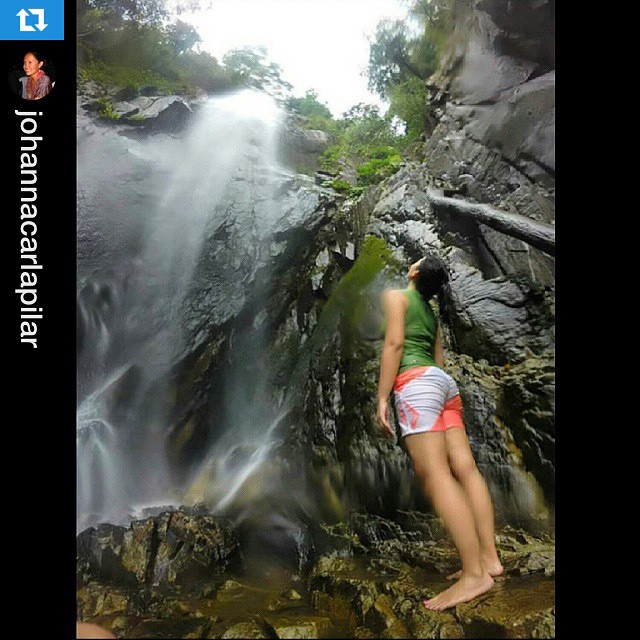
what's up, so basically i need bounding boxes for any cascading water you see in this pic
[77,90,297,532]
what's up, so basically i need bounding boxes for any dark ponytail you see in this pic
[414,254,448,308]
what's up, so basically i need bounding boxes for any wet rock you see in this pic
[264,615,332,639]
[149,511,240,586]
[508,549,555,577]
[498,357,555,501]
[348,513,407,549]
[265,589,305,613]
[221,621,269,638]
[455,576,554,638]
[112,96,193,133]
[363,594,411,637]
[79,512,240,587]
[77,524,137,587]
[278,116,334,173]
[127,617,211,638]
[309,556,380,632]
[399,542,459,576]
[407,605,464,639]
[77,584,138,619]
[396,510,447,541]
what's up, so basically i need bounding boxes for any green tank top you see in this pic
[398,288,438,373]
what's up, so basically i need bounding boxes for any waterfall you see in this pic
[77,89,293,531]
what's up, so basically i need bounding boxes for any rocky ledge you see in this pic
[78,510,554,638]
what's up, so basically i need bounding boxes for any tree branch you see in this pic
[426,189,555,256]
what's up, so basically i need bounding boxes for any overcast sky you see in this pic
[178,0,408,117]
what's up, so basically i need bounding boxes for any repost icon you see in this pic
[1,1,63,40]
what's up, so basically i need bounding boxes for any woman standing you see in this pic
[20,51,52,100]
[377,255,503,610]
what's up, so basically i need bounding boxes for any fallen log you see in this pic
[426,189,555,257]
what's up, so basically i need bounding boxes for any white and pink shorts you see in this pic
[393,366,465,437]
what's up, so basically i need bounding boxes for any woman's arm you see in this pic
[376,289,406,436]
[434,322,444,369]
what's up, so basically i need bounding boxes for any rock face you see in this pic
[277,113,334,173]
[423,0,555,290]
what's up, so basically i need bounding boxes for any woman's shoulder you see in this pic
[381,288,410,308]
[382,288,409,299]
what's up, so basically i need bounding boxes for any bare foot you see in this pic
[423,573,494,611]
[447,556,504,581]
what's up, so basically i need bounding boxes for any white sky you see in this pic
[179,0,408,117]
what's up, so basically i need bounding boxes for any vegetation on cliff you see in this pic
[286,0,454,195]
[78,1,455,193]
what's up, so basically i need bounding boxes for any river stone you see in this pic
[309,557,379,631]
[348,512,407,548]
[455,576,554,637]
[265,589,305,613]
[77,583,136,619]
[221,621,268,638]
[264,615,332,639]
[362,594,410,637]
[407,606,464,639]
[127,617,211,638]
[399,542,459,576]
[508,549,555,577]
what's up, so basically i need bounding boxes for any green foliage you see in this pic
[95,97,120,119]
[386,75,428,141]
[222,46,292,99]
[285,89,341,135]
[365,0,453,140]
[79,60,187,92]
[81,0,168,26]
[165,19,202,54]
[78,0,240,95]
[319,110,404,193]
[286,89,332,119]
[342,104,399,150]
[356,149,402,186]
[329,179,352,194]
[367,20,421,99]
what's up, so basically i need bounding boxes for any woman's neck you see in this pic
[407,281,416,291]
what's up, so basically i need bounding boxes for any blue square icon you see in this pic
[1,1,64,40]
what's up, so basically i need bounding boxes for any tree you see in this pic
[367,20,426,99]
[365,1,452,140]
[80,0,168,26]
[222,46,292,99]
[286,90,332,119]
[386,76,427,141]
[165,19,201,54]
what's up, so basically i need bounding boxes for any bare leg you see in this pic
[404,432,494,610]
[444,428,503,580]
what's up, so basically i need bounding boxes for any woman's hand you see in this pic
[377,396,394,438]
